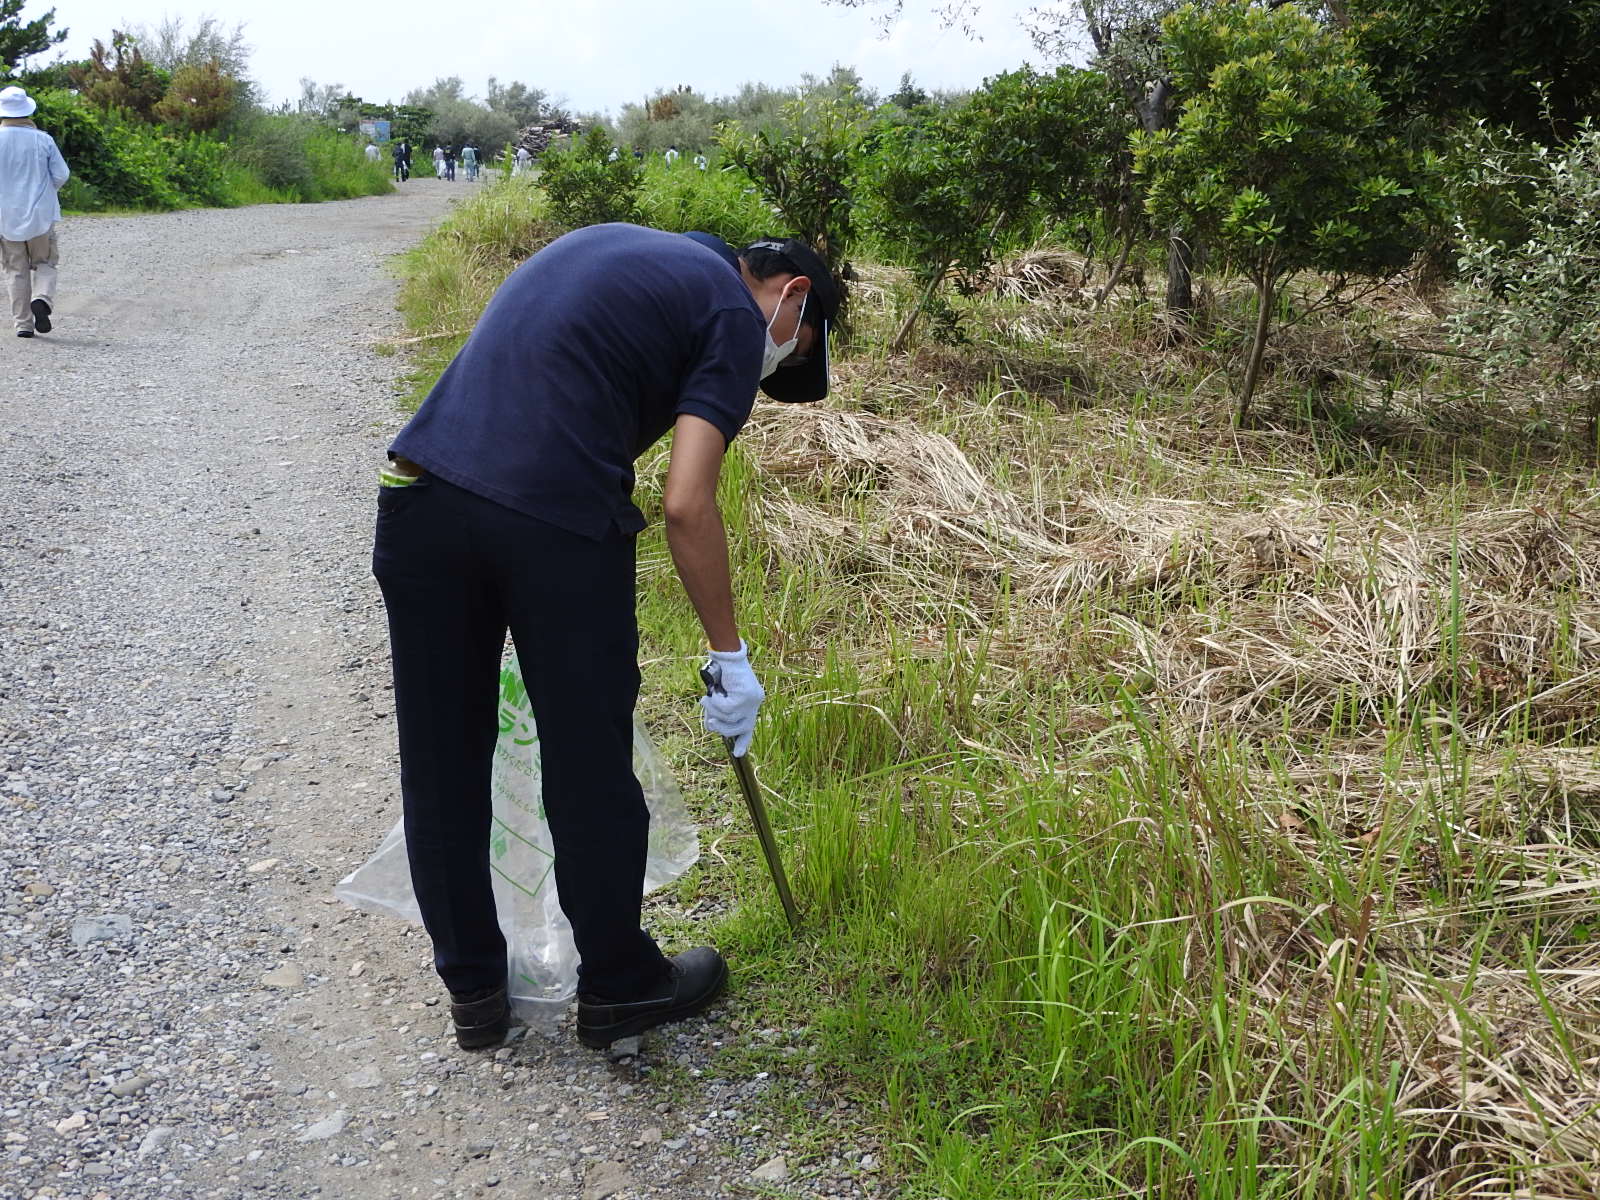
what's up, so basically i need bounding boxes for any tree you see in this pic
[616,86,719,153]
[1449,127,1600,446]
[719,90,870,330]
[486,77,564,129]
[297,78,347,121]
[1136,1,1428,423]
[1341,0,1600,143]
[862,66,1114,351]
[0,0,65,72]
[69,32,170,123]
[886,71,930,111]
[155,59,237,133]
[126,15,249,79]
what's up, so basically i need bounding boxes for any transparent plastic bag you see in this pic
[336,652,699,1024]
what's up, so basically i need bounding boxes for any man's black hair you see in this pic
[739,244,825,331]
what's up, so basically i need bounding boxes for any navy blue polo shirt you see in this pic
[390,223,764,539]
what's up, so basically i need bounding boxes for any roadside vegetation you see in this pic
[1,12,389,210]
[394,2,1600,1196]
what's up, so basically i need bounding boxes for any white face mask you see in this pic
[760,287,807,380]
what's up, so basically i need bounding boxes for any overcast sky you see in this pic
[42,1,1084,117]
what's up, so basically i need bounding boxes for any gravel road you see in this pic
[1,181,876,1200]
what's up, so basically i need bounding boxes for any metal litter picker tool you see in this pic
[701,665,802,933]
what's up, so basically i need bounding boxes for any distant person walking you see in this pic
[694,152,708,171]
[664,144,679,166]
[442,145,457,182]
[514,146,531,176]
[463,142,478,182]
[364,142,381,163]
[392,139,411,182]
[433,145,446,178]
[0,86,69,340]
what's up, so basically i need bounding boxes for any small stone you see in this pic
[663,1138,687,1151]
[378,1140,398,1153]
[109,1075,152,1098]
[261,964,304,989]
[210,789,233,803]
[245,858,280,873]
[71,914,133,948]
[24,882,54,897]
[751,1156,790,1183]
[297,1110,347,1142]
[159,857,182,875]
[137,1126,174,1158]
[583,1161,634,1200]
[82,1164,113,1177]
[605,1036,642,1061]
[348,960,366,978]
[53,1113,87,1135]
[639,1126,661,1144]
[345,1067,381,1090]
[584,1109,609,1122]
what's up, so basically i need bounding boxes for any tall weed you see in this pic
[636,156,776,244]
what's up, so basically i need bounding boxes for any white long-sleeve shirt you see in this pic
[0,124,70,242]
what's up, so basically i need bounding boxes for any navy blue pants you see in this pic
[372,473,668,1000]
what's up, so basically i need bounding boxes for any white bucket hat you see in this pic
[0,86,38,118]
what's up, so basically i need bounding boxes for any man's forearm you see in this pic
[665,502,740,652]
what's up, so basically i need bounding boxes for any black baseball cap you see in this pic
[745,238,838,404]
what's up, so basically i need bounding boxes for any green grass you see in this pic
[397,181,1600,1199]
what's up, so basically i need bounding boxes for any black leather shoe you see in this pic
[576,947,728,1049]
[16,329,32,338]
[450,984,511,1050]
[30,299,50,333]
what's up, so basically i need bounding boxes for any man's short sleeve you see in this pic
[676,306,764,445]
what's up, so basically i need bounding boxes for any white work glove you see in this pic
[699,641,766,758]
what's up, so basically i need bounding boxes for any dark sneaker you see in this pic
[450,984,511,1050]
[576,947,728,1049]
[30,299,50,333]
[16,329,33,338]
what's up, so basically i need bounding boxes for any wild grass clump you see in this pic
[399,169,1600,1198]
[228,116,392,204]
[393,180,562,399]
[636,156,776,245]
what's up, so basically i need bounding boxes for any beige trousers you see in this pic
[2,228,59,332]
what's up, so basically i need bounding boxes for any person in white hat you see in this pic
[0,86,69,339]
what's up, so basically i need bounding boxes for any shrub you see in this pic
[228,114,319,199]
[154,59,237,134]
[167,132,233,206]
[719,90,866,316]
[539,126,644,227]
[1450,125,1600,445]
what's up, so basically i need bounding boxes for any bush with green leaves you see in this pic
[1136,1,1431,422]
[32,88,186,209]
[538,125,644,228]
[860,66,1114,351]
[719,90,867,327]
[1449,125,1600,445]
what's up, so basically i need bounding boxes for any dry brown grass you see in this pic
[734,251,1600,1192]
